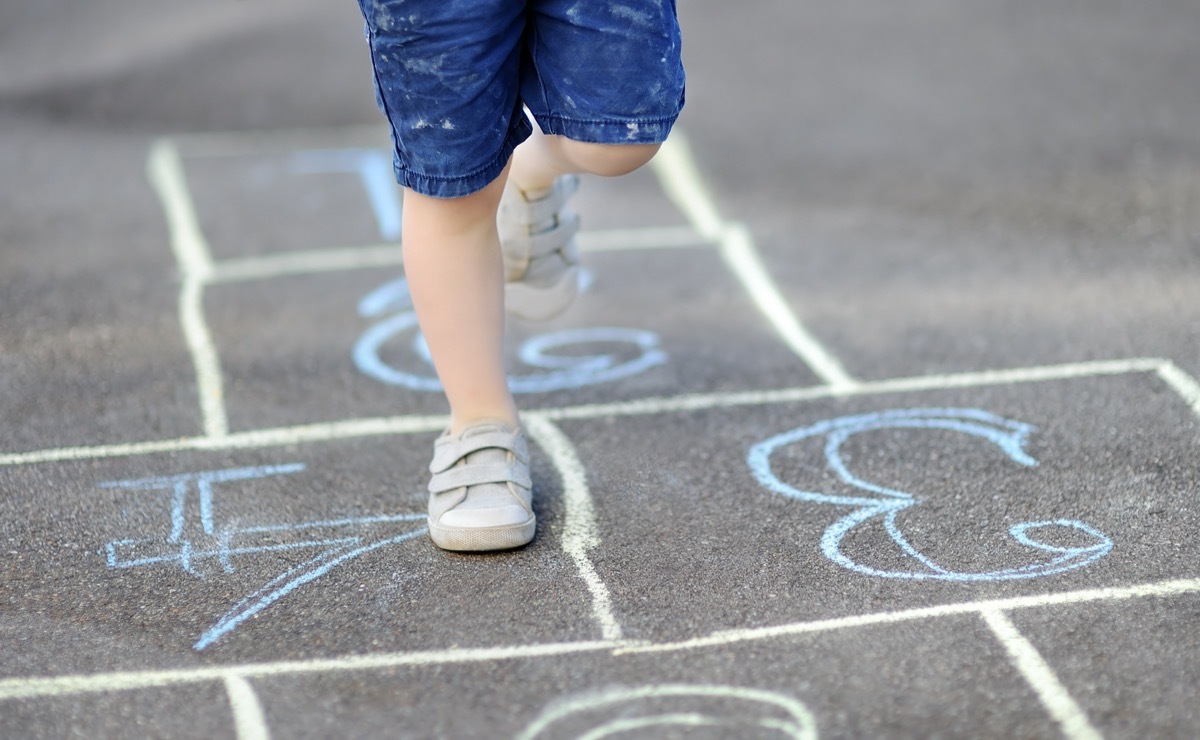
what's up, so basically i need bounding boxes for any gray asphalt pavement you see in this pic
[2,1,1199,738]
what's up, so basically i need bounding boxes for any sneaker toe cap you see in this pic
[438,504,532,529]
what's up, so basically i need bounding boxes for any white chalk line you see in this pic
[652,134,857,388]
[1156,360,1200,420]
[0,357,1178,467]
[209,244,403,284]
[0,640,630,702]
[147,138,228,438]
[204,227,712,284]
[614,576,1200,655]
[719,222,857,389]
[0,415,449,467]
[223,674,271,740]
[980,610,1104,740]
[580,225,711,252]
[650,134,725,239]
[524,415,624,641]
[539,357,1170,423]
[2,577,1197,702]
[170,124,391,158]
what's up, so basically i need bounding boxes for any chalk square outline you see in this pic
[154,127,732,439]
[569,369,1200,639]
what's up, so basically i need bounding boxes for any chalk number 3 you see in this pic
[750,408,1112,581]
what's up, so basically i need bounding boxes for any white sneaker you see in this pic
[498,175,582,321]
[426,421,535,552]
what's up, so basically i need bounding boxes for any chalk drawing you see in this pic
[99,464,426,650]
[353,277,667,393]
[290,148,403,240]
[748,408,1113,581]
[8,128,1181,729]
[517,684,817,740]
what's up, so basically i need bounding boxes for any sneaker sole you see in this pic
[428,515,537,552]
[505,265,581,322]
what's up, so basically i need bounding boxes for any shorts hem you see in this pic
[532,111,682,146]
[394,117,533,199]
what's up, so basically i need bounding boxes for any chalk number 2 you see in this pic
[353,277,667,393]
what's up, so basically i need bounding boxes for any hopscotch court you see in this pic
[2,125,1199,738]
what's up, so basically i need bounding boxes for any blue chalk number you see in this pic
[748,408,1112,581]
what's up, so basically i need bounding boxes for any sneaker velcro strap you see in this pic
[506,214,580,260]
[428,463,532,495]
[507,175,580,224]
[429,431,527,473]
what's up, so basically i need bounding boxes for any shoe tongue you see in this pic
[461,421,512,437]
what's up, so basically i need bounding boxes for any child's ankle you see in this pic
[448,414,520,436]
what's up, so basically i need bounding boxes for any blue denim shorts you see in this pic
[357,0,685,198]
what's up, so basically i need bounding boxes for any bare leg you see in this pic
[401,168,517,435]
[408,131,667,550]
[499,123,667,320]
[404,117,664,430]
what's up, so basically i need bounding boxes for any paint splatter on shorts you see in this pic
[355,0,685,198]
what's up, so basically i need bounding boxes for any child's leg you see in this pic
[499,125,665,321]
[513,0,684,194]
[401,169,516,436]
[509,124,662,194]
[355,0,545,551]
[406,128,664,425]
[405,168,537,551]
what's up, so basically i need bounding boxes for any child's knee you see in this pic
[561,141,662,178]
